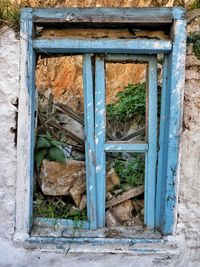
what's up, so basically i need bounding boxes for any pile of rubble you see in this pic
[38,159,144,226]
[35,95,144,226]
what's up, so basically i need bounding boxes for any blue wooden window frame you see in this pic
[18,7,186,237]
[95,55,157,228]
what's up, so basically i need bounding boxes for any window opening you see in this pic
[105,61,147,142]
[32,54,157,234]
[105,152,145,228]
[34,55,88,226]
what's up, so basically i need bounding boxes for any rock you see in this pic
[39,159,85,196]
[112,200,134,223]
[132,199,144,213]
[106,192,114,201]
[79,194,87,210]
[105,209,120,227]
[69,173,86,207]
[106,168,120,192]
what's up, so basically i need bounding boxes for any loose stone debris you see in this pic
[34,83,144,227]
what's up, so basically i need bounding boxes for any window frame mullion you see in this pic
[83,54,97,230]
[94,55,106,228]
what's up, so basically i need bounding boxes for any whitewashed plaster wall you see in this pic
[0,27,19,240]
[176,15,200,265]
[0,14,200,265]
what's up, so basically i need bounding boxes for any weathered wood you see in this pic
[83,54,97,230]
[144,56,158,228]
[16,8,35,236]
[18,7,186,237]
[156,55,168,229]
[32,220,162,238]
[105,54,151,63]
[104,142,148,152]
[95,56,106,228]
[48,121,85,146]
[162,18,186,235]
[106,186,144,208]
[120,128,145,141]
[54,102,84,125]
[33,38,172,54]
[55,102,112,140]
[32,8,174,30]
[105,209,120,227]
[56,113,85,141]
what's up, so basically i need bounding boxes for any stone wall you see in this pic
[0,27,19,240]
[36,56,147,112]
[176,14,200,264]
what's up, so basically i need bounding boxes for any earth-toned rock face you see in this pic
[20,0,188,8]
[36,55,84,113]
[36,56,147,112]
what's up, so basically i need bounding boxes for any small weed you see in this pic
[189,0,200,11]
[33,193,87,221]
[187,32,200,59]
[0,0,20,27]
[111,154,145,187]
[107,83,146,124]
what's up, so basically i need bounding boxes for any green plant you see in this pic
[35,134,66,171]
[0,0,20,27]
[187,32,200,59]
[107,83,146,124]
[111,155,145,187]
[33,193,87,221]
[189,0,200,11]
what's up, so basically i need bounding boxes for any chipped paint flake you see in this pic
[96,165,101,172]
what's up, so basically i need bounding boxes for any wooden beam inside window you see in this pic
[32,8,176,30]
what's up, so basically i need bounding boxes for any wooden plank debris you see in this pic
[106,185,144,208]
[120,128,145,141]
[54,102,84,125]
[48,121,85,146]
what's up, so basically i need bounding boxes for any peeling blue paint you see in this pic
[95,56,106,228]
[33,38,172,54]
[83,54,97,230]
[21,8,35,232]
[21,7,186,239]
[145,56,158,228]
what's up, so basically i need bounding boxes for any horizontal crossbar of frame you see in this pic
[104,142,148,152]
[33,38,172,54]
[28,236,163,246]
[31,7,185,29]
[105,54,152,63]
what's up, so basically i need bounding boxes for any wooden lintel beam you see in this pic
[32,7,185,28]
[31,7,186,30]
[33,16,172,26]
